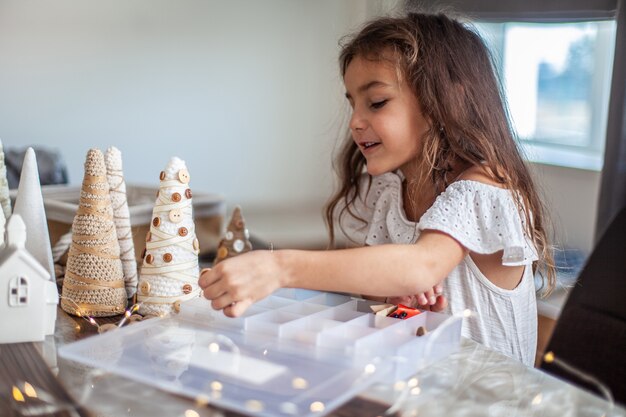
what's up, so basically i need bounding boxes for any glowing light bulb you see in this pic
[310,401,325,412]
[23,382,37,398]
[12,386,24,402]
[292,377,308,389]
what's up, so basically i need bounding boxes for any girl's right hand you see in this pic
[198,250,283,317]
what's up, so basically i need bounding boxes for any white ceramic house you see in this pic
[0,214,58,343]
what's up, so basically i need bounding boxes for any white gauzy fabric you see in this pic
[338,171,538,366]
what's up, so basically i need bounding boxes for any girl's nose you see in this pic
[349,109,367,132]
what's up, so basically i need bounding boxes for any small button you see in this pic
[139,281,150,295]
[217,246,228,260]
[193,238,200,252]
[233,239,244,253]
[178,227,188,237]
[185,188,192,199]
[159,171,166,180]
[146,231,151,242]
[169,209,183,223]
[171,192,181,202]
[163,253,173,263]
[178,169,190,184]
[173,300,181,313]
[152,217,161,227]
[146,254,154,264]
[182,284,192,294]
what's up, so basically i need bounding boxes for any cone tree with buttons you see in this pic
[61,149,127,317]
[138,157,200,316]
[213,206,252,265]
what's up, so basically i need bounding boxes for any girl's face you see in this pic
[344,55,429,178]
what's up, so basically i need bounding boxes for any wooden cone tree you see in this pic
[105,146,138,299]
[61,149,127,317]
[138,157,200,316]
[213,206,252,265]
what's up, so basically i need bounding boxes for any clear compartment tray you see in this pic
[59,290,462,417]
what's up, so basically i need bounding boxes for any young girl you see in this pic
[198,12,555,366]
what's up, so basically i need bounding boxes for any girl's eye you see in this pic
[371,100,387,109]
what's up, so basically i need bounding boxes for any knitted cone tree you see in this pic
[138,157,201,316]
[213,206,252,265]
[105,146,138,299]
[61,149,127,317]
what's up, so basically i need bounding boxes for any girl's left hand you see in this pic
[386,284,448,312]
[198,251,281,317]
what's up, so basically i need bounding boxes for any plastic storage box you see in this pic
[30,184,225,260]
[59,289,463,417]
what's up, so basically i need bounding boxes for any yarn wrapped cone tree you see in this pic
[138,157,201,316]
[61,149,127,317]
[213,206,252,265]
[105,146,138,299]
[0,139,11,219]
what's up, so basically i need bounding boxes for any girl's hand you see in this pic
[198,251,282,318]
[386,284,448,312]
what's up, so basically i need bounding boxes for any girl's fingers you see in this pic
[417,293,428,305]
[210,292,236,311]
[224,298,253,318]
[432,295,448,312]
[424,288,436,305]
[201,278,228,301]
[198,268,217,289]
[434,284,443,296]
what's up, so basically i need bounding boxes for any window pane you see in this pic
[475,21,615,153]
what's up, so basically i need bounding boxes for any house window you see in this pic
[9,276,29,306]
[474,20,617,170]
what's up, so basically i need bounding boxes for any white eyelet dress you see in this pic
[338,171,539,366]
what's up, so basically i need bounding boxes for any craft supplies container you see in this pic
[60,289,463,417]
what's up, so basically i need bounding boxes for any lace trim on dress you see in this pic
[419,180,538,266]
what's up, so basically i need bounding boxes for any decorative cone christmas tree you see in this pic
[105,146,138,299]
[138,157,201,316]
[0,139,11,220]
[12,148,55,280]
[213,206,252,265]
[61,149,127,317]
[12,148,58,334]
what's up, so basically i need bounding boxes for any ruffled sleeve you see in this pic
[418,180,538,266]
[336,172,403,245]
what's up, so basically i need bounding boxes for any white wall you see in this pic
[0,0,600,252]
[0,0,375,214]
[530,163,601,254]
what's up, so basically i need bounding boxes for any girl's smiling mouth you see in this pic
[359,141,381,152]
